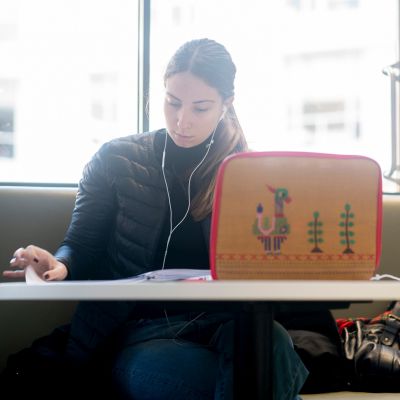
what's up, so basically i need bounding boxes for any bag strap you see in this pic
[390,301,400,317]
[380,317,400,346]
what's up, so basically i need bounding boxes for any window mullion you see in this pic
[137,0,151,134]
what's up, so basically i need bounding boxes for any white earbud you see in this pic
[205,139,214,148]
[219,106,227,122]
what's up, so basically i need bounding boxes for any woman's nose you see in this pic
[177,109,192,130]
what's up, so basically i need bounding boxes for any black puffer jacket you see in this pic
[55,129,211,281]
[53,129,213,363]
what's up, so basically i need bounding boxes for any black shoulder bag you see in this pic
[338,301,400,391]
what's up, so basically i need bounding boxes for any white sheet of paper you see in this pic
[25,265,212,285]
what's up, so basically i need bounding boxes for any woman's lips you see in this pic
[173,132,194,146]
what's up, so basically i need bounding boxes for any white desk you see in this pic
[1,280,400,301]
[1,280,399,400]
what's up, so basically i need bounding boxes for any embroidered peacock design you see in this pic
[252,185,292,254]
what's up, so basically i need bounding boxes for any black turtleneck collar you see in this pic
[163,132,213,176]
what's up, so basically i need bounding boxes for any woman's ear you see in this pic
[221,96,234,120]
[224,96,234,111]
[220,105,227,120]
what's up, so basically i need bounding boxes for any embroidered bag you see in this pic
[210,152,382,280]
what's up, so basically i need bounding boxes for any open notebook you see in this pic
[210,151,382,280]
[25,266,212,285]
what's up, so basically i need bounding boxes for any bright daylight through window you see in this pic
[149,0,399,189]
[0,0,398,185]
[0,0,138,183]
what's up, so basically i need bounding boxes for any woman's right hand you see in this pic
[3,245,68,281]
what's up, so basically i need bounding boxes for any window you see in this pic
[0,107,14,158]
[288,0,359,11]
[291,99,359,147]
[0,0,139,183]
[1,1,398,186]
[149,0,398,184]
[0,79,17,161]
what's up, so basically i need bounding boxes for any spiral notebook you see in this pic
[210,151,382,280]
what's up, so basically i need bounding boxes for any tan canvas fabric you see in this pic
[211,153,382,280]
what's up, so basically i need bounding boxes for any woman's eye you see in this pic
[166,99,180,108]
[194,108,208,113]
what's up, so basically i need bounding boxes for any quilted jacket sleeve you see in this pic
[55,142,116,280]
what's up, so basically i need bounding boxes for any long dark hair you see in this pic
[164,38,248,220]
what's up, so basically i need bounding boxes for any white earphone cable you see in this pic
[161,125,218,269]
[160,114,222,337]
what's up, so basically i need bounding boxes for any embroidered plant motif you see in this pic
[307,211,324,253]
[340,203,355,254]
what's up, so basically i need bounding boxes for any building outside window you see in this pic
[0,79,16,159]
[0,0,138,183]
[149,0,398,182]
[0,0,398,185]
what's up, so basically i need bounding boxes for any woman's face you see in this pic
[164,72,228,148]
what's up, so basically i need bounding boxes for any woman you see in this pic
[3,38,308,399]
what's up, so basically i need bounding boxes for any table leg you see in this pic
[254,303,274,399]
[233,303,274,400]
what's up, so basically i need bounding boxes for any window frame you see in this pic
[0,0,151,187]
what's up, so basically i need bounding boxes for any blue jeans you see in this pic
[111,312,308,400]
